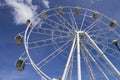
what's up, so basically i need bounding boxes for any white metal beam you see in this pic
[70,8,79,31]
[85,32,120,77]
[70,56,74,80]
[76,32,82,80]
[82,49,96,80]
[82,44,109,80]
[61,35,76,80]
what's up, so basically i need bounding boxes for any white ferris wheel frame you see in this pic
[22,6,120,80]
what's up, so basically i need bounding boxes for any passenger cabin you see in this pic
[110,21,116,27]
[26,19,32,27]
[112,39,118,45]
[58,8,63,14]
[15,35,23,45]
[41,11,46,18]
[93,12,99,19]
[76,8,80,14]
[16,59,25,71]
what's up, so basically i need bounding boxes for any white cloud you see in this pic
[5,0,38,25]
[42,0,50,8]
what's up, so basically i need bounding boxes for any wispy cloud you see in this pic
[42,0,50,8]
[5,0,38,25]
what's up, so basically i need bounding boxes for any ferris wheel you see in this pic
[15,6,120,80]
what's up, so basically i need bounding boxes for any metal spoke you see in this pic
[70,8,79,31]
[32,27,72,37]
[80,11,87,30]
[55,14,74,31]
[94,40,120,60]
[85,32,120,77]
[47,12,74,35]
[42,21,72,35]
[97,58,118,79]
[82,49,96,80]
[28,36,72,49]
[55,10,75,34]
[82,44,109,80]
[37,39,72,67]
[39,40,72,68]
[84,18,101,31]
[84,44,118,79]
[61,35,76,80]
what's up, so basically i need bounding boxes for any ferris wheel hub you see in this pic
[76,31,86,39]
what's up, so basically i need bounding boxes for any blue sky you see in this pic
[0,0,120,80]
